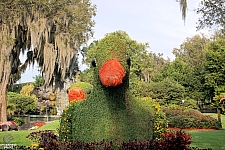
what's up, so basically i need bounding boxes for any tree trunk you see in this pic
[217,107,222,129]
[0,83,8,122]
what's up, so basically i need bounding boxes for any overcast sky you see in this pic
[19,0,208,83]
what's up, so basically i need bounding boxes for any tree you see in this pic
[197,0,225,30]
[204,38,225,98]
[148,78,185,106]
[153,59,196,100]
[0,0,96,122]
[33,75,45,88]
[173,34,209,68]
[204,38,225,124]
[172,34,210,101]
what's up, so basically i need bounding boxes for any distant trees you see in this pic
[172,34,209,101]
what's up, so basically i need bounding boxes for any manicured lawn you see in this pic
[186,113,225,150]
[187,130,225,150]
[202,113,225,129]
[0,130,34,146]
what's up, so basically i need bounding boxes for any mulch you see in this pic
[168,127,217,131]
[19,122,36,130]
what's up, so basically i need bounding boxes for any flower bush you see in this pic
[141,97,168,140]
[163,108,221,129]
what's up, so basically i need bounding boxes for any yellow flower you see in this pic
[31,143,39,148]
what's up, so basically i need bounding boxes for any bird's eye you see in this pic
[66,88,70,94]
[91,58,97,67]
[86,88,91,94]
[126,55,131,66]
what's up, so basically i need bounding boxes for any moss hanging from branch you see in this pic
[0,0,96,122]
[0,0,96,86]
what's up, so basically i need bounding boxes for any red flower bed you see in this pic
[34,122,46,128]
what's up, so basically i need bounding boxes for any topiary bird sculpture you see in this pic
[59,34,160,143]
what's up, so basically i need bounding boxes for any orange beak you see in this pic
[99,59,125,87]
[68,87,86,103]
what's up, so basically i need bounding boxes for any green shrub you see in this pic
[12,117,25,126]
[7,92,37,115]
[69,82,93,94]
[163,108,221,129]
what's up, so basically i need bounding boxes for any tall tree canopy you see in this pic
[172,35,210,101]
[0,0,96,122]
[172,34,209,68]
[197,0,225,30]
[204,38,225,97]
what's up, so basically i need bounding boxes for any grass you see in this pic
[202,113,225,129]
[0,113,224,149]
[0,130,34,146]
[186,113,225,150]
[39,120,60,131]
[188,130,225,150]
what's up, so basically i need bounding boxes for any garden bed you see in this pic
[168,127,217,131]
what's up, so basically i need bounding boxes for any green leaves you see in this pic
[197,0,225,30]
[7,92,36,115]
[205,38,225,94]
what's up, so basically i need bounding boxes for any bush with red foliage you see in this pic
[162,108,221,129]
[160,130,191,150]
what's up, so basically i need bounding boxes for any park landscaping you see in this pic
[0,113,223,149]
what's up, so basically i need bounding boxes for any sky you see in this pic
[19,0,208,83]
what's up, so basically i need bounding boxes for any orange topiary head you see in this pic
[68,87,86,103]
[99,59,125,87]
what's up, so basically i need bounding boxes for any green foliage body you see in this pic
[59,34,165,142]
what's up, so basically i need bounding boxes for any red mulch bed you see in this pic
[168,127,216,131]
